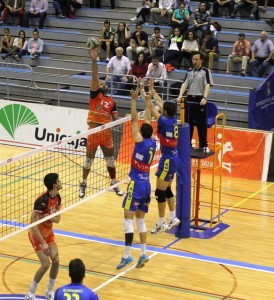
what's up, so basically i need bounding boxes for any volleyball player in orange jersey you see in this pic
[24,173,62,300]
[79,48,123,198]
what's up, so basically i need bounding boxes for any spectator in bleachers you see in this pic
[212,0,235,17]
[1,30,28,61]
[150,0,175,25]
[66,0,82,19]
[126,23,149,61]
[180,30,200,66]
[98,20,115,63]
[200,29,220,70]
[0,0,5,19]
[188,1,211,39]
[0,28,14,54]
[230,0,258,20]
[53,0,66,18]
[0,0,25,26]
[146,56,167,94]
[130,0,157,24]
[249,31,274,77]
[226,32,250,76]
[174,0,193,15]
[131,51,149,86]
[210,21,222,39]
[163,27,184,69]
[114,22,130,54]
[148,26,165,60]
[105,46,131,94]
[23,0,48,29]
[171,2,190,35]
[27,28,44,59]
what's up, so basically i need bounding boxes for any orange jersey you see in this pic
[87,89,118,125]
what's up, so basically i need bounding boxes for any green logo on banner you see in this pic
[0,104,39,139]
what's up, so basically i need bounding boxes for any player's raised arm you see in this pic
[131,88,143,143]
[148,77,163,112]
[89,49,99,91]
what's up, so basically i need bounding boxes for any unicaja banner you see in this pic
[249,71,274,131]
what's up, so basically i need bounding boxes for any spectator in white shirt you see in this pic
[27,28,44,59]
[146,56,167,94]
[23,0,48,29]
[150,0,175,25]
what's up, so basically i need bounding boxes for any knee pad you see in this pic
[136,218,146,233]
[123,218,134,234]
[105,156,115,168]
[165,186,174,199]
[83,157,94,169]
[155,189,166,203]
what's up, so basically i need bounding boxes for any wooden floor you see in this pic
[1,144,274,300]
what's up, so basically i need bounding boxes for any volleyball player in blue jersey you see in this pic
[54,258,99,300]
[147,79,181,234]
[116,87,156,270]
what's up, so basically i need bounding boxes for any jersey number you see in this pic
[148,149,154,164]
[174,125,178,139]
[64,293,80,300]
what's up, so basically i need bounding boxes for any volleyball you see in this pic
[86,37,99,49]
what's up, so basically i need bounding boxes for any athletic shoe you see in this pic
[130,16,137,22]
[116,255,134,269]
[45,290,54,300]
[110,180,123,196]
[79,182,87,198]
[166,217,181,231]
[136,254,149,268]
[240,70,246,77]
[105,58,110,63]
[24,291,36,300]
[151,222,169,234]
[14,54,20,61]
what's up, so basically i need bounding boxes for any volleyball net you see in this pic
[0,114,160,242]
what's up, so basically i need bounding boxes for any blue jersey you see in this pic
[129,138,156,181]
[54,283,99,300]
[157,115,178,158]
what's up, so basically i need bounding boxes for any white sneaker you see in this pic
[79,182,87,198]
[151,222,169,234]
[110,180,123,196]
[45,290,54,300]
[130,16,137,22]
[167,217,181,230]
[24,291,36,300]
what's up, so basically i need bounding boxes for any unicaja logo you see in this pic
[0,104,39,138]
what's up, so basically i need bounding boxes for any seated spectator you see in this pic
[150,0,175,25]
[131,51,149,85]
[114,22,130,53]
[181,30,200,65]
[148,26,165,60]
[249,31,274,77]
[53,0,66,18]
[0,28,14,54]
[171,2,190,35]
[126,23,149,61]
[146,56,167,94]
[230,0,258,20]
[163,27,184,69]
[188,1,211,39]
[212,0,235,17]
[174,0,193,15]
[23,0,48,29]
[1,30,28,61]
[66,0,82,19]
[105,46,131,95]
[27,28,44,59]
[210,21,222,39]
[98,20,115,62]
[226,32,250,76]
[0,0,25,26]
[200,29,220,70]
[130,0,157,24]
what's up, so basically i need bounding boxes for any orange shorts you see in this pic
[87,128,114,150]
[28,231,56,252]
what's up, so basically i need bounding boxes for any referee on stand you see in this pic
[177,51,213,150]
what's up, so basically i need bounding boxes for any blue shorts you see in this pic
[122,180,151,213]
[155,157,178,182]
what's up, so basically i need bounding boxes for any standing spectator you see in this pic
[150,0,175,25]
[54,258,99,300]
[98,20,115,63]
[24,173,62,300]
[180,30,200,66]
[116,87,156,270]
[126,23,149,61]
[146,56,167,94]
[212,0,235,17]
[0,28,14,54]
[23,0,48,29]
[230,0,258,20]
[249,31,274,77]
[226,32,250,76]
[188,1,211,39]
[131,51,149,83]
[178,51,213,149]
[27,28,44,59]
[105,46,131,95]
[114,22,130,53]
[53,0,66,18]
[148,26,165,59]
[66,0,82,19]
[1,30,28,61]
[0,0,25,26]
[200,29,220,70]
[171,2,190,34]
[130,0,157,24]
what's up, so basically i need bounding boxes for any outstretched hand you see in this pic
[89,48,99,61]
[130,87,140,101]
